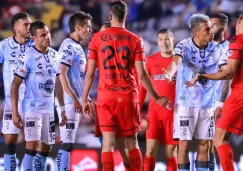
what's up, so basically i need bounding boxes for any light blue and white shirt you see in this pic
[173,38,227,108]
[0,37,33,105]
[215,40,229,102]
[15,46,60,113]
[59,38,86,105]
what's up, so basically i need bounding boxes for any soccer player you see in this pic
[139,29,178,171]
[56,11,92,170]
[0,12,32,171]
[209,12,230,171]
[185,13,243,171]
[11,21,67,171]
[163,14,227,171]
[95,21,131,170]
[82,1,171,171]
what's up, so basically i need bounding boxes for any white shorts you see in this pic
[56,103,81,143]
[2,101,23,135]
[173,105,215,140]
[24,110,55,145]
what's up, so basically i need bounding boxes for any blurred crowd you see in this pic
[0,0,243,147]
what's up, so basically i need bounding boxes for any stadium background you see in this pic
[0,0,243,170]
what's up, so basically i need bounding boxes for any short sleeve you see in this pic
[145,58,151,74]
[59,44,75,67]
[134,37,146,61]
[88,36,98,60]
[0,42,4,64]
[173,41,186,58]
[56,53,61,76]
[218,47,228,67]
[228,36,243,60]
[14,54,30,79]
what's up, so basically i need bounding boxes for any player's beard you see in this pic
[213,30,222,42]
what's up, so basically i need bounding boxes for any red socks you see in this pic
[102,152,114,171]
[143,155,156,171]
[216,144,234,171]
[167,157,177,171]
[129,149,143,171]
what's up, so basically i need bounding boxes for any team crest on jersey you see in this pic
[39,79,54,94]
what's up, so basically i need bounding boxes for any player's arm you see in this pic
[139,61,150,108]
[55,75,67,126]
[11,75,23,129]
[82,59,97,117]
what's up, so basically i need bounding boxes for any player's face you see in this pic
[210,18,223,41]
[78,19,92,40]
[157,32,174,53]
[33,26,51,48]
[197,22,214,42]
[14,17,32,39]
[236,16,243,35]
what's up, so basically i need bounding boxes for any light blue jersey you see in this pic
[15,46,60,113]
[0,37,33,105]
[173,38,227,108]
[59,38,86,104]
[215,40,229,102]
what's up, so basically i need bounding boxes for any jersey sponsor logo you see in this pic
[105,73,129,80]
[107,86,131,91]
[180,127,187,136]
[44,54,50,63]
[35,56,42,61]
[37,63,43,69]
[36,71,43,75]
[9,60,16,65]
[10,46,18,50]
[39,79,54,94]
[63,49,73,56]
[18,60,25,66]
[227,50,233,57]
[180,120,189,127]
[19,68,26,74]
[67,59,72,64]
[66,123,75,129]
[101,33,132,42]
[10,52,16,58]
[65,130,73,139]
[26,121,35,127]
[46,64,53,68]
[20,45,26,53]
[154,74,165,80]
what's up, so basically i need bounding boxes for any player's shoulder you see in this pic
[208,41,221,51]
[0,37,14,47]
[48,47,58,57]
[176,38,192,49]
[230,34,243,50]
[147,52,160,60]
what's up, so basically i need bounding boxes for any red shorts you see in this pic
[97,99,141,137]
[146,106,178,145]
[217,92,243,135]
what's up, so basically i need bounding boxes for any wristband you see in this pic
[59,106,66,112]
[215,101,224,108]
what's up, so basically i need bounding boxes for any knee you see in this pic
[179,141,190,152]
[125,135,139,150]
[39,143,52,153]
[146,145,158,157]
[26,141,39,150]
[197,141,209,154]
[213,129,226,147]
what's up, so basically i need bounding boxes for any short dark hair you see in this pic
[69,11,93,33]
[157,28,174,37]
[110,0,127,22]
[11,12,29,27]
[210,13,228,26]
[30,21,46,36]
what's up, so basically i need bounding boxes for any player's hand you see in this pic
[185,73,200,87]
[73,97,82,113]
[156,96,172,110]
[162,68,173,83]
[213,107,222,123]
[13,113,23,129]
[60,111,67,126]
[82,101,92,119]
[89,100,97,118]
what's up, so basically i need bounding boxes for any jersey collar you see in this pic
[191,38,209,50]
[33,46,49,54]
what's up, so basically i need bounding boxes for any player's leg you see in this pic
[2,103,20,171]
[118,101,142,171]
[34,112,55,171]
[208,140,215,171]
[163,121,178,171]
[56,104,80,171]
[23,112,43,170]
[176,105,197,171]
[213,128,233,171]
[98,100,117,171]
[117,137,131,171]
[195,140,209,171]
[144,113,160,171]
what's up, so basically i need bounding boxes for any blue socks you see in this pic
[4,154,16,171]
[99,136,103,144]
[56,150,70,171]
[209,152,215,171]
[23,150,36,171]
[33,152,48,171]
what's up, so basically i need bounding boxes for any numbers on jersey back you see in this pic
[102,45,131,70]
